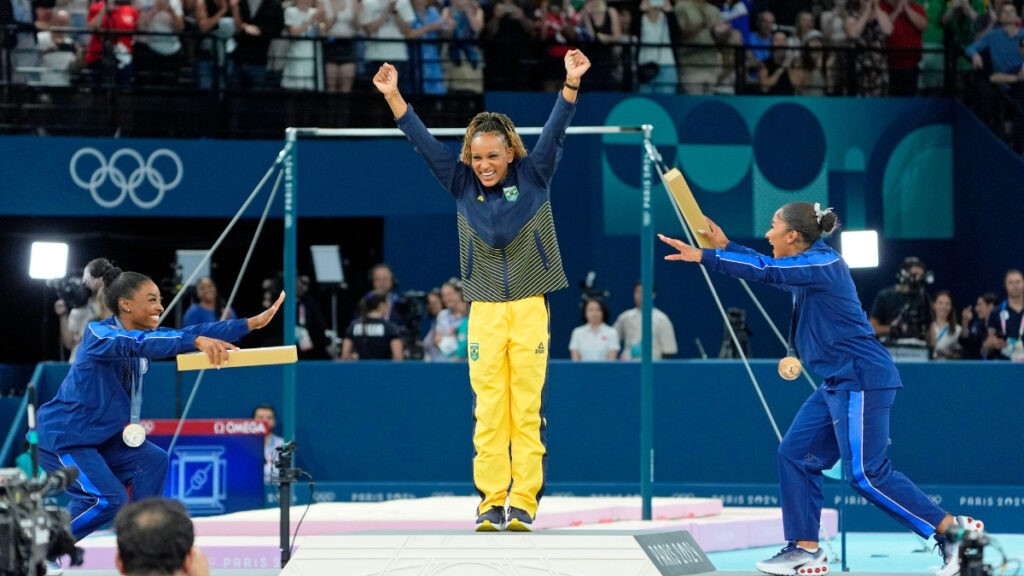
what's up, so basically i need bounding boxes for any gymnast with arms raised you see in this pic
[659,203,981,576]
[373,49,590,531]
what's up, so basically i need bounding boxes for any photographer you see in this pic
[983,269,1024,361]
[869,256,933,357]
[54,258,111,363]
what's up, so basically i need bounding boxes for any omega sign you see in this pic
[213,420,268,435]
[70,147,184,209]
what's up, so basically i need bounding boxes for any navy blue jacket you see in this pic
[396,94,574,302]
[37,316,250,451]
[701,240,901,391]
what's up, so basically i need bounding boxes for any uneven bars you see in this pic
[292,126,645,138]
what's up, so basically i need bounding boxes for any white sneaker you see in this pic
[935,516,985,576]
[756,543,829,576]
[45,559,63,576]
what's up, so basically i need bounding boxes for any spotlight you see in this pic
[840,230,879,269]
[29,242,69,280]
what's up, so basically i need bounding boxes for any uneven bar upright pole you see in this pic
[640,124,654,521]
[283,130,297,443]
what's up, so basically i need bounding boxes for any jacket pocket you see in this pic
[534,230,551,270]
[464,240,474,280]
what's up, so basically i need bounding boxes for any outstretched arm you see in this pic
[373,62,408,119]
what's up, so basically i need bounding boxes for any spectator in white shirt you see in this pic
[569,297,619,361]
[360,0,413,89]
[613,282,678,360]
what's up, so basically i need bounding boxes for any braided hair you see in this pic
[460,112,528,165]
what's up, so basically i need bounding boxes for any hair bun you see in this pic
[103,266,123,287]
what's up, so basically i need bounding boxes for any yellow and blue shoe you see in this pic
[505,507,533,532]
[475,506,505,532]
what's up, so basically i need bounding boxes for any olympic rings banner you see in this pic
[0,136,456,218]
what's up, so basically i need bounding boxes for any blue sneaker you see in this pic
[505,507,533,532]
[475,506,505,532]
[45,559,63,576]
[755,543,828,576]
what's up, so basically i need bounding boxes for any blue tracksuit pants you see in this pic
[39,434,168,541]
[779,386,946,541]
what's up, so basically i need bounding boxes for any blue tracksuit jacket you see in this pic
[37,316,250,451]
[701,239,900,391]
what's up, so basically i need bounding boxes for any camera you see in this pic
[719,307,752,359]
[0,468,82,576]
[943,522,990,576]
[46,276,92,311]
[394,290,428,360]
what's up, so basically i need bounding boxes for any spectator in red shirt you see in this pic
[84,0,139,86]
[879,0,927,96]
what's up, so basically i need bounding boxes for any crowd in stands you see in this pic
[56,258,1022,363]
[0,0,1016,96]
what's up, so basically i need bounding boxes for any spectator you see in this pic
[8,0,38,84]
[84,0,140,87]
[718,0,750,46]
[114,498,208,576]
[134,0,185,85]
[342,291,404,360]
[482,0,533,90]
[36,10,81,86]
[569,297,619,361]
[182,277,237,327]
[869,256,932,359]
[967,3,1024,147]
[228,0,284,90]
[580,0,621,90]
[280,0,325,90]
[748,10,775,63]
[786,10,818,53]
[407,0,448,94]
[360,0,413,90]
[941,0,984,73]
[928,290,961,359]
[674,0,720,93]
[365,263,405,327]
[970,0,1006,42]
[431,278,469,361]
[758,29,797,94]
[613,282,678,360]
[794,32,832,94]
[536,0,581,93]
[253,404,284,483]
[322,0,360,92]
[422,288,445,361]
[189,0,232,90]
[958,292,997,359]
[635,0,681,94]
[296,274,332,359]
[820,0,849,45]
[444,0,483,93]
[845,0,892,96]
[983,269,1024,361]
[879,0,927,96]
[55,258,110,363]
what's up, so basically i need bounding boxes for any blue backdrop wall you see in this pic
[6,360,1023,532]
[2,95,1021,362]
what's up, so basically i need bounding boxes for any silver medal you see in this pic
[123,423,146,448]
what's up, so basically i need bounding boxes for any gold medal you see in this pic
[123,423,146,448]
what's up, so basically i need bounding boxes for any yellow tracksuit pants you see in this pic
[467,295,549,519]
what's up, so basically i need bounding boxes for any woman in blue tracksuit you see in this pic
[658,203,979,576]
[36,258,285,548]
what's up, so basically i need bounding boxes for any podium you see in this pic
[142,419,267,516]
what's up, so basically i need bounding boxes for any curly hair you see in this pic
[460,112,528,165]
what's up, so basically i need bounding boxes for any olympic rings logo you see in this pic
[70,147,184,209]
